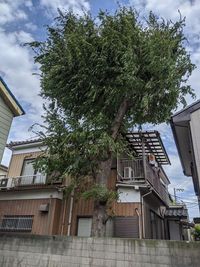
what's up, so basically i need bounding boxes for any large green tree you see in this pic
[29,7,195,237]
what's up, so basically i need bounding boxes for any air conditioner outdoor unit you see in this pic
[124,167,134,179]
[0,178,8,188]
[0,178,14,189]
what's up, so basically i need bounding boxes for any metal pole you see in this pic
[141,136,147,180]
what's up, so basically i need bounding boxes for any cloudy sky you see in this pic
[0,0,200,219]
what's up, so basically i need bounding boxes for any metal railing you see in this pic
[11,175,46,187]
[117,158,169,204]
[0,216,33,232]
[146,163,169,204]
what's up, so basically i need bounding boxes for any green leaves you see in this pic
[82,184,118,204]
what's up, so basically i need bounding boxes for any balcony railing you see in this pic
[117,158,169,204]
[0,175,46,189]
[12,175,46,187]
[117,158,144,181]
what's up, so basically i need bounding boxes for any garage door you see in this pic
[114,216,139,238]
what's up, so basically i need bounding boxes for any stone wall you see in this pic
[0,233,199,267]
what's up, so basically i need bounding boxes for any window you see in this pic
[0,215,33,232]
[20,159,46,185]
[77,217,92,237]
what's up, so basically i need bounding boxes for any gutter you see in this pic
[67,191,74,236]
[141,189,153,239]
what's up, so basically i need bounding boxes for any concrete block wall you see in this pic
[0,234,200,267]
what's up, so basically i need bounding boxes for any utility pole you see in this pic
[173,188,184,204]
[174,188,177,203]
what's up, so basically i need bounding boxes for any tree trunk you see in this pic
[91,158,112,237]
[91,98,129,237]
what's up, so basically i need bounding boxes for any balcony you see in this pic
[117,158,169,205]
[0,174,46,189]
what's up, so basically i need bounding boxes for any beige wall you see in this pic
[8,151,42,177]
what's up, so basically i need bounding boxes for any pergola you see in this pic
[125,131,170,165]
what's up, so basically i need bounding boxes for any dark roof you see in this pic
[193,217,200,224]
[125,131,170,165]
[7,139,43,149]
[165,206,188,218]
[0,76,25,116]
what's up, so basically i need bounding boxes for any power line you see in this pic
[169,194,198,204]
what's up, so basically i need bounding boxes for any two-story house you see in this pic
[0,76,25,163]
[0,131,188,239]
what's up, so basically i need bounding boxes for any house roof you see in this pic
[7,139,43,150]
[165,205,188,218]
[125,131,170,165]
[0,76,25,116]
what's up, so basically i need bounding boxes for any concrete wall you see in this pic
[0,234,199,267]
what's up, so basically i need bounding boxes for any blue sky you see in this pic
[0,0,200,219]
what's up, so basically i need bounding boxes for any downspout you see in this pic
[47,194,53,235]
[61,198,67,235]
[67,190,74,236]
[135,208,142,239]
[141,189,153,239]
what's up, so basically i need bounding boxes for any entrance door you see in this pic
[77,217,92,237]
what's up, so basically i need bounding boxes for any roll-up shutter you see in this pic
[114,216,139,238]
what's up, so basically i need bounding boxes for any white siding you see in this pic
[117,187,140,203]
[190,109,200,190]
[0,95,13,163]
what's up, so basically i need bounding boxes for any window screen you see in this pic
[0,215,33,232]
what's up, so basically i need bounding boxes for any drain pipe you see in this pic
[135,208,142,239]
[67,190,74,236]
[61,198,67,235]
[141,189,153,239]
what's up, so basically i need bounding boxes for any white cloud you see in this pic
[0,0,33,25]
[25,22,37,32]
[40,0,90,16]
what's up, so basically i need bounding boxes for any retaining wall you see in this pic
[0,234,199,267]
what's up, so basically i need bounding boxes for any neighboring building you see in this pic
[0,77,25,162]
[165,204,190,240]
[0,164,8,178]
[171,100,200,211]
[0,131,188,239]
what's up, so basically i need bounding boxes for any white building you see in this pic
[171,100,200,210]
